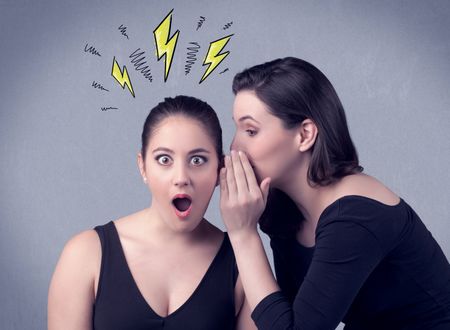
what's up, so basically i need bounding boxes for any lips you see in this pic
[172,194,192,219]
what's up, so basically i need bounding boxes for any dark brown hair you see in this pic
[141,95,223,168]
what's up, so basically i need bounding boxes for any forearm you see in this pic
[229,230,280,311]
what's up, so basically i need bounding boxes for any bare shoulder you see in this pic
[57,229,101,277]
[48,229,101,329]
[65,229,100,255]
[337,173,400,206]
[113,209,147,237]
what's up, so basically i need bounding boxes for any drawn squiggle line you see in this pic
[185,42,200,75]
[92,81,109,92]
[219,68,229,74]
[222,22,233,30]
[129,48,153,82]
[84,43,101,56]
[196,16,206,31]
[101,106,118,111]
[118,24,129,39]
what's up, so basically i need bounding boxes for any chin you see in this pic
[171,217,203,232]
[252,166,263,182]
[254,166,271,183]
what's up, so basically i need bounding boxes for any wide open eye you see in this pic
[190,156,207,166]
[156,155,173,165]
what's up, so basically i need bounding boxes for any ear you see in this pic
[137,152,147,181]
[215,167,221,187]
[215,155,225,187]
[296,119,318,152]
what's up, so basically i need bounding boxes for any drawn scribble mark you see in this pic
[118,24,129,39]
[196,16,206,31]
[84,43,101,57]
[200,34,233,84]
[92,81,109,92]
[219,68,229,74]
[185,42,200,75]
[222,22,233,30]
[129,48,153,82]
[153,9,180,82]
[111,57,135,97]
[101,106,118,111]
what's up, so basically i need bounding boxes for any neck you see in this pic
[142,206,209,247]
[275,157,337,228]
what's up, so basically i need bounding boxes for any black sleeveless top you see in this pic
[93,221,239,330]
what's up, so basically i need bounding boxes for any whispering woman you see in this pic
[220,57,450,329]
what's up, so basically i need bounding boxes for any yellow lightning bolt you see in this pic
[200,34,233,84]
[153,9,180,82]
[111,57,135,97]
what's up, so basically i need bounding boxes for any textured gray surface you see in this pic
[1,0,449,329]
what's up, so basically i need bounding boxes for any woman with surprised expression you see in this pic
[48,96,256,330]
[220,57,450,329]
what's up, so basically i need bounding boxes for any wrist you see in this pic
[228,228,261,247]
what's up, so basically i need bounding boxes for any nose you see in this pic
[230,135,239,151]
[173,162,191,187]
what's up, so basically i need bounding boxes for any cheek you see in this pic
[248,136,279,163]
[147,166,167,182]
[195,168,218,194]
[146,178,165,201]
[197,170,218,189]
[146,167,170,195]
[251,137,296,179]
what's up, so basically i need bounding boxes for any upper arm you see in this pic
[292,220,383,329]
[48,229,101,330]
[271,237,309,304]
[236,296,258,330]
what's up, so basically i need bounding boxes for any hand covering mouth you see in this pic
[245,155,256,169]
[172,194,192,212]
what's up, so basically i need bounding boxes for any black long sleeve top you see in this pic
[251,196,450,330]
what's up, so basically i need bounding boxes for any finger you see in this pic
[219,167,228,200]
[238,151,259,194]
[260,177,271,205]
[231,150,249,195]
[225,155,238,197]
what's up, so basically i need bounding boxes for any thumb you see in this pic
[260,177,271,205]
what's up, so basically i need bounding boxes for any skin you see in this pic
[48,115,256,330]
[220,90,400,311]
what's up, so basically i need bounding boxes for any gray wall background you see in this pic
[1,0,449,329]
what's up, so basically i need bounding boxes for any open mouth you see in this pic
[173,197,191,212]
[172,194,192,218]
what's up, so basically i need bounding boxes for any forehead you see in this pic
[148,115,215,151]
[233,90,273,121]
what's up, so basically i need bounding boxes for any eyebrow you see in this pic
[152,147,211,155]
[234,115,260,124]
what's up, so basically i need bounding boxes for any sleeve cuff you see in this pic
[251,291,291,328]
